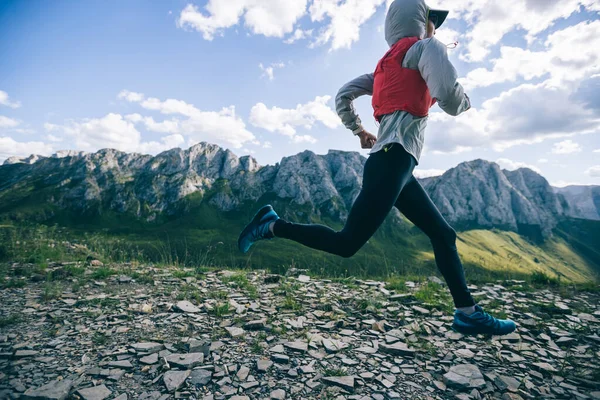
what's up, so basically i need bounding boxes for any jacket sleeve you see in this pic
[335,73,374,134]
[418,38,471,116]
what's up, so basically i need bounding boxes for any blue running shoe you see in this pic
[452,305,516,335]
[238,205,279,254]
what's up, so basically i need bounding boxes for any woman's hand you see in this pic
[358,130,377,149]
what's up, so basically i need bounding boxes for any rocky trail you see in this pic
[1,262,599,400]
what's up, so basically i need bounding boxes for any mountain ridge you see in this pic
[2,143,598,235]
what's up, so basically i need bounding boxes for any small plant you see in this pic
[221,273,258,299]
[530,271,561,286]
[0,314,23,328]
[92,332,108,345]
[42,282,62,302]
[282,295,302,311]
[90,267,117,280]
[323,367,347,377]
[212,302,231,318]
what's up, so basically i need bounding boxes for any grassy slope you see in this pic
[0,177,598,282]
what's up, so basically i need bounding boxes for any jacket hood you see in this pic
[385,0,429,47]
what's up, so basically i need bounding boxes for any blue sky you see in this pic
[1,0,599,186]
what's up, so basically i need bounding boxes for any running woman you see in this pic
[238,0,516,336]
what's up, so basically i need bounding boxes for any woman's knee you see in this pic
[431,226,457,247]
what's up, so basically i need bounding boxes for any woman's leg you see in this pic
[274,144,416,258]
[394,176,475,307]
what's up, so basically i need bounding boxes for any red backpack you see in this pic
[372,36,436,121]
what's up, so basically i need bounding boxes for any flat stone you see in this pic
[270,389,286,399]
[443,364,485,390]
[131,342,164,354]
[76,385,112,400]
[454,349,475,359]
[165,353,204,369]
[175,300,201,313]
[244,319,266,330]
[163,370,190,392]
[379,342,416,357]
[236,366,250,381]
[322,338,348,353]
[108,360,133,369]
[189,369,212,386]
[495,375,521,392]
[322,376,355,392]
[257,359,273,372]
[271,354,290,364]
[23,379,73,400]
[14,350,39,357]
[139,353,158,365]
[225,326,245,338]
[284,341,308,353]
[412,305,430,314]
[298,275,311,283]
[532,362,558,373]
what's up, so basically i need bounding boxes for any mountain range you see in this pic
[1,143,599,281]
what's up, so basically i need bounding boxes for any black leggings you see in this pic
[273,143,475,307]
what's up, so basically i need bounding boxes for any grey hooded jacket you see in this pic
[335,0,470,164]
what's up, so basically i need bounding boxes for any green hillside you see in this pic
[1,185,598,283]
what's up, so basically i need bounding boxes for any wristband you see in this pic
[352,126,364,136]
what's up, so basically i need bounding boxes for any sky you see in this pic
[1,0,599,187]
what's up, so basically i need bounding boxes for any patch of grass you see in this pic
[172,269,195,279]
[414,282,453,313]
[49,265,86,281]
[211,302,231,318]
[281,295,302,311]
[92,332,108,345]
[354,295,385,314]
[531,271,561,286]
[176,284,203,303]
[90,267,117,280]
[1,279,27,289]
[129,272,155,285]
[221,273,258,299]
[0,314,23,327]
[386,277,410,292]
[41,282,62,302]
[323,367,348,377]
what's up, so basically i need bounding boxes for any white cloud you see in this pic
[593,149,600,153]
[46,134,63,142]
[461,20,600,90]
[250,95,340,137]
[538,158,548,163]
[551,139,582,154]
[309,0,387,50]
[122,92,255,149]
[259,62,285,80]
[284,28,313,44]
[585,165,600,178]
[434,28,460,48]
[496,158,542,174]
[263,141,272,149]
[43,113,186,155]
[292,134,317,144]
[0,136,53,162]
[434,0,600,62]
[0,90,21,109]
[413,168,446,179]
[118,90,145,102]
[426,80,600,154]
[177,1,307,40]
[44,113,144,152]
[0,115,19,128]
